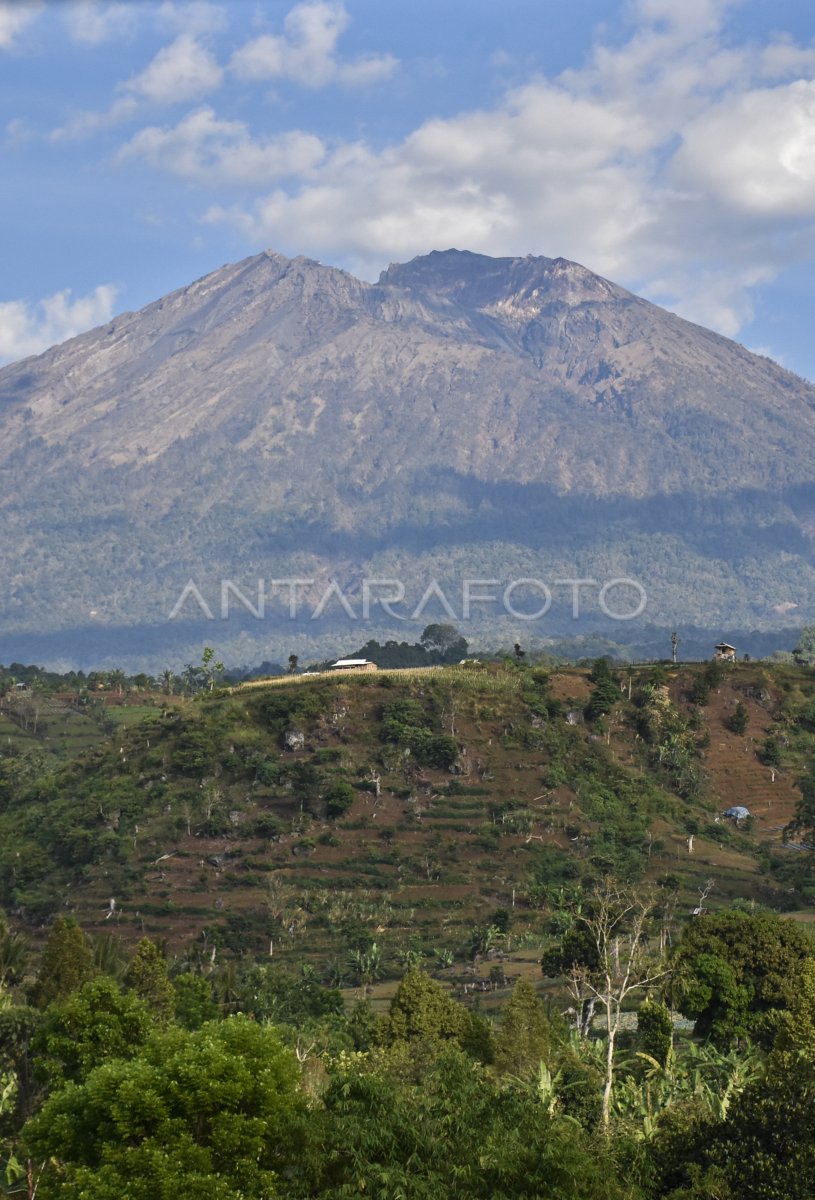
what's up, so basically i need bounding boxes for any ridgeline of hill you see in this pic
[3,248,815,668]
[2,658,815,975]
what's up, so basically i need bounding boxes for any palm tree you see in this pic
[181,664,202,696]
[108,669,127,696]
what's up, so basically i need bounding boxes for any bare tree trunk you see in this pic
[602,1020,616,1131]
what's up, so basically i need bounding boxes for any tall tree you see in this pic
[419,624,468,663]
[387,968,468,1045]
[31,918,94,1010]
[669,909,814,1046]
[200,646,224,692]
[33,977,151,1088]
[23,1017,305,1200]
[123,939,175,1021]
[557,882,667,1130]
[493,978,552,1077]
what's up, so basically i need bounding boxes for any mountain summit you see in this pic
[1,249,814,666]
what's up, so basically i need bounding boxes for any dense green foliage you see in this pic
[0,915,812,1198]
[2,661,815,1194]
[669,910,814,1046]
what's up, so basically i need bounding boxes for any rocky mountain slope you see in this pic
[1,248,814,667]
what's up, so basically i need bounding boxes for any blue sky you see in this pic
[2,0,815,377]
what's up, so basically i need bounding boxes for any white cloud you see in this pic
[50,29,223,140]
[204,82,654,285]
[64,1,137,45]
[5,116,33,145]
[673,80,815,217]
[191,2,815,339]
[629,0,737,41]
[0,285,118,366]
[49,98,136,142]
[119,106,325,185]
[156,1,228,37]
[0,0,42,49]
[125,32,223,104]
[230,1,397,89]
[759,38,815,81]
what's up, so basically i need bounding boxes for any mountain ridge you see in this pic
[1,247,814,667]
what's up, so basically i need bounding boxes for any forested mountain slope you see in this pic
[1,249,815,665]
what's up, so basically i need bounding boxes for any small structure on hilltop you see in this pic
[330,658,378,673]
[713,642,737,662]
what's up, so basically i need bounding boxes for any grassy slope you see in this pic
[1,662,813,973]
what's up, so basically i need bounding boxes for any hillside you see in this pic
[2,660,814,971]
[1,249,815,667]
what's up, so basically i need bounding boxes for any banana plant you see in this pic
[1,1073,24,1190]
[612,1041,764,1137]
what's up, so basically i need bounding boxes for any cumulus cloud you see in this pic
[51,28,223,140]
[673,80,815,217]
[63,1,137,45]
[0,285,118,366]
[125,32,223,104]
[190,2,815,338]
[203,83,655,284]
[119,106,325,185]
[230,1,397,88]
[0,0,42,49]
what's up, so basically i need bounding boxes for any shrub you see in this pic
[325,780,355,819]
[729,701,749,736]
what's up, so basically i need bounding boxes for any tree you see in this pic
[698,958,815,1197]
[30,918,94,1010]
[555,882,667,1130]
[287,654,299,674]
[669,909,815,1046]
[107,669,127,696]
[200,646,224,692]
[493,978,552,1077]
[729,700,749,736]
[671,631,680,664]
[761,736,782,768]
[386,969,468,1046]
[0,915,28,989]
[123,939,175,1020]
[346,943,384,992]
[586,676,619,721]
[710,1049,815,1199]
[419,624,468,663]
[637,996,673,1067]
[33,977,151,1088]
[542,922,600,1037]
[23,1017,306,1200]
[172,974,217,1031]
[324,779,354,819]
[305,1047,630,1200]
[793,626,815,667]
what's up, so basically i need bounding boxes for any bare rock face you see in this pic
[1,246,814,663]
